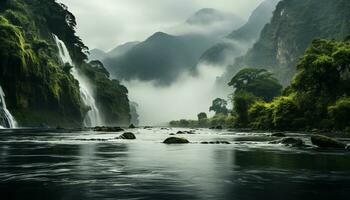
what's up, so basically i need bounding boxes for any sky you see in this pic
[59,0,262,51]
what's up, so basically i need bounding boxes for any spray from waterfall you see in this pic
[0,86,17,129]
[52,34,103,127]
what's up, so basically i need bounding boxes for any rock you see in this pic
[280,137,304,146]
[144,126,152,129]
[169,133,176,136]
[119,132,136,140]
[177,131,185,134]
[235,136,278,142]
[163,137,189,144]
[270,137,304,147]
[311,135,347,149]
[129,124,136,129]
[271,132,286,137]
[94,126,124,132]
[215,126,223,129]
[201,141,230,144]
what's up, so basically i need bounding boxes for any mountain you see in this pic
[89,48,107,61]
[232,0,350,85]
[103,32,216,85]
[89,41,140,62]
[101,8,245,86]
[200,0,280,65]
[0,0,131,127]
[169,8,244,37]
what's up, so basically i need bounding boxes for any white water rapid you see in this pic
[0,86,17,128]
[53,34,103,127]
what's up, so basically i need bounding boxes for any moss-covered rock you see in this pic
[163,137,190,144]
[311,135,347,149]
[119,132,136,140]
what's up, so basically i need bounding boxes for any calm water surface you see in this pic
[0,128,350,200]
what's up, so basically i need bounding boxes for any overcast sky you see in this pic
[59,0,263,51]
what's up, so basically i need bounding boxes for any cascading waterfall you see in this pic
[0,86,17,129]
[53,34,103,127]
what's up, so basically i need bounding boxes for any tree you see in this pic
[233,92,257,127]
[228,68,282,101]
[197,112,208,121]
[209,98,229,116]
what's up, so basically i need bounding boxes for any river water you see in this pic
[0,128,349,200]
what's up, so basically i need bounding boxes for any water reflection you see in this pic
[0,129,350,200]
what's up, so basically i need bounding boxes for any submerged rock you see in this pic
[94,126,124,132]
[311,135,347,149]
[119,132,136,140]
[129,124,136,129]
[176,130,195,134]
[201,141,230,144]
[271,132,286,137]
[235,136,278,142]
[163,137,189,144]
[270,137,304,147]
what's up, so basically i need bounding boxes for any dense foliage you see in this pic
[0,0,131,126]
[247,38,350,131]
[230,0,350,85]
[228,68,282,101]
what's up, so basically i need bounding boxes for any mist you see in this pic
[124,64,231,125]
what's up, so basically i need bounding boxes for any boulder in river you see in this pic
[311,135,347,149]
[163,137,189,144]
[119,132,136,140]
[94,126,124,132]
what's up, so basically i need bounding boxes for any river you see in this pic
[0,128,349,200]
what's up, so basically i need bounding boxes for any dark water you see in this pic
[0,128,350,200]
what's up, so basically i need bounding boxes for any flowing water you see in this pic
[52,34,102,127]
[0,86,17,128]
[0,128,349,200]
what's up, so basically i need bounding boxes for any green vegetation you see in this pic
[232,0,350,85]
[170,38,350,132]
[209,98,229,115]
[241,38,350,131]
[0,0,131,127]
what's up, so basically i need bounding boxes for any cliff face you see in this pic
[234,0,350,84]
[200,0,279,65]
[0,0,130,127]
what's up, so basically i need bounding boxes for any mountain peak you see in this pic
[186,8,234,25]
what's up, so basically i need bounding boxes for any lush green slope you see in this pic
[233,0,350,84]
[0,0,130,127]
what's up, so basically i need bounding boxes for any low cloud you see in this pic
[59,0,262,50]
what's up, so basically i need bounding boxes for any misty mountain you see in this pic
[169,8,244,37]
[103,32,216,85]
[200,0,280,65]
[98,8,245,86]
[89,41,140,61]
[230,0,350,85]
[89,48,107,61]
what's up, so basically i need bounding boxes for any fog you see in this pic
[59,0,263,50]
[124,64,231,125]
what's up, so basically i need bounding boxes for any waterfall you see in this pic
[0,86,17,129]
[52,34,103,127]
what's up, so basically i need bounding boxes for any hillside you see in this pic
[0,0,131,127]
[200,0,279,65]
[232,0,350,84]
